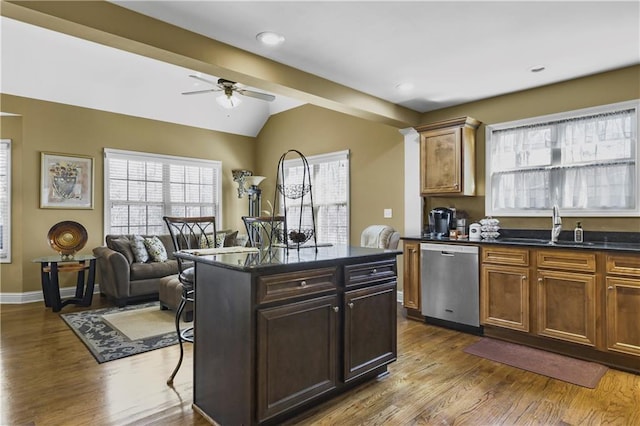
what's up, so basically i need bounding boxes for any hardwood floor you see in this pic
[1,296,639,425]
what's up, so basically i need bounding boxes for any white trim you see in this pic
[485,99,640,217]
[401,128,422,236]
[0,284,101,304]
[0,139,11,263]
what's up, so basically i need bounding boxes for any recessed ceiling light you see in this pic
[395,82,414,92]
[529,65,546,73]
[256,31,285,46]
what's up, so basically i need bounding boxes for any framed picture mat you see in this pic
[40,152,94,209]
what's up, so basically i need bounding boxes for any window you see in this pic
[104,149,221,235]
[486,100,639,217]
[280,150,350,244]
[0,139,10,263]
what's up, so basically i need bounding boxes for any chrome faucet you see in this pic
[551,204,562,243]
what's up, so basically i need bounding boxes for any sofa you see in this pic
[93,230,239,307]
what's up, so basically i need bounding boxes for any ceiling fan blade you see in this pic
[181,89,219,95]
[188,74,218,86]
[236,89,276,102]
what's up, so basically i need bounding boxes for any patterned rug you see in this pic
[61,301,184,363]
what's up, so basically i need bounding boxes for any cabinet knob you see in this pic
[538,278,543,283]
[348,302,354,309]
[608,286,614,290]
[372,268,378,274]
[521,275,527,280]
[333,306,339,312]
[300,280,307,287]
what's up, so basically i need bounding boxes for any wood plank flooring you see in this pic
[1,296,639,425]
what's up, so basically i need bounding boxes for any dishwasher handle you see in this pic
[440,251,456,256]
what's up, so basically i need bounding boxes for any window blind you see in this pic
[280,150,350,244]
[104,149,221,236]
[0,140,10,262]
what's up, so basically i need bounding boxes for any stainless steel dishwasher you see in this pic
[420,243,480,330]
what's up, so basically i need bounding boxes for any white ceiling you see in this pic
[2,1,639,137]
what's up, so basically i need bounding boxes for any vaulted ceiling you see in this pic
[2,1,639,137]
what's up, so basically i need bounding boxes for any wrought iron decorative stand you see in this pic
[272,150,318,252]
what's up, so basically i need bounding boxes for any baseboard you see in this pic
[0,284,101,304]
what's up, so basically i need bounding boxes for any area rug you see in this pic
[61,301,186,363]
[463,338,608,388]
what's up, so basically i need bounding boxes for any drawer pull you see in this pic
[608,286,614,290]
[538,278,543,283]
[333,306,339,312]
[299,280,307,287]
[348,302,354,309]
[522,275,527,280]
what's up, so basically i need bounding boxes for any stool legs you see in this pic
[167,285,194,386]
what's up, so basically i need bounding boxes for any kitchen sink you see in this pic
[499,237,595,246]
[499,237,550,244]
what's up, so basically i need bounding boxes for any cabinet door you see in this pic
[536,270,597,346]
[402,240,421,311]
[344,282,397,382]
[606,276,640,356]
[420,127,462,195]
[481,265,530,332]
[257,295,339,422]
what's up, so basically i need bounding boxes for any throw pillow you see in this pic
[223,230,239,247]
[130,235,150,263]
[144,236,168,262]
[107,236,135,264]
[199,233,219,249]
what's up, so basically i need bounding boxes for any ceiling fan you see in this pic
[182,75,275,108]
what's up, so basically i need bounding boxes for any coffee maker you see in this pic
[428,207,455,238]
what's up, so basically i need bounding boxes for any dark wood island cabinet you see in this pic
[176,245,400,425]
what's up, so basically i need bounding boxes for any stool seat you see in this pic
[159,275,193,322]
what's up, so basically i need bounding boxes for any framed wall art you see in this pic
[40,152,94,209]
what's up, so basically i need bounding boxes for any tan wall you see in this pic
[255,104,405,245]
[0,94,257,294]
[420,65,640,232]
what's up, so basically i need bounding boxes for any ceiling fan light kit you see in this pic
[182,75,275,109]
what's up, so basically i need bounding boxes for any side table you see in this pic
[32,254,97,312]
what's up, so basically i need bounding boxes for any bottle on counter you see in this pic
[574,221,584,243]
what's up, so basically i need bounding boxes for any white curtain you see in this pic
[490,107,636,213]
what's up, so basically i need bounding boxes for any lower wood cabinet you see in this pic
[481,246,639,373]
[536,269,596,346]
[344,282,397,382]
[481,264,530,332]
[257,295,339,422]
[606,254,640,357]
[402,240,421,316]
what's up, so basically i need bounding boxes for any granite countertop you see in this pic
[175,244,402,271]
[403,229,640,253]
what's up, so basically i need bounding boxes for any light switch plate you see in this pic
[383,208,392,218]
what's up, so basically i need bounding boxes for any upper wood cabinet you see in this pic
[416,116,481,196]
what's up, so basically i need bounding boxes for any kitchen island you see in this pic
[176,245,401,426]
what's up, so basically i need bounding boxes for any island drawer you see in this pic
[344,260,396,288]
[606,253,640,277]
[257,267,337,304]
[537,250,596,272]
[482,247,529,266]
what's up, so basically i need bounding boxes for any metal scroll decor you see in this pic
[271,150,318,252]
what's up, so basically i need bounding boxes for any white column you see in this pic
[401,127,422,236]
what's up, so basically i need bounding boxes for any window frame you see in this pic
[485,100,640,217]
[103,148,222,236]
[0,139,11,263]
[279,150,350,245]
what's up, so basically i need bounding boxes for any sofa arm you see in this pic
[93,246,132,301]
